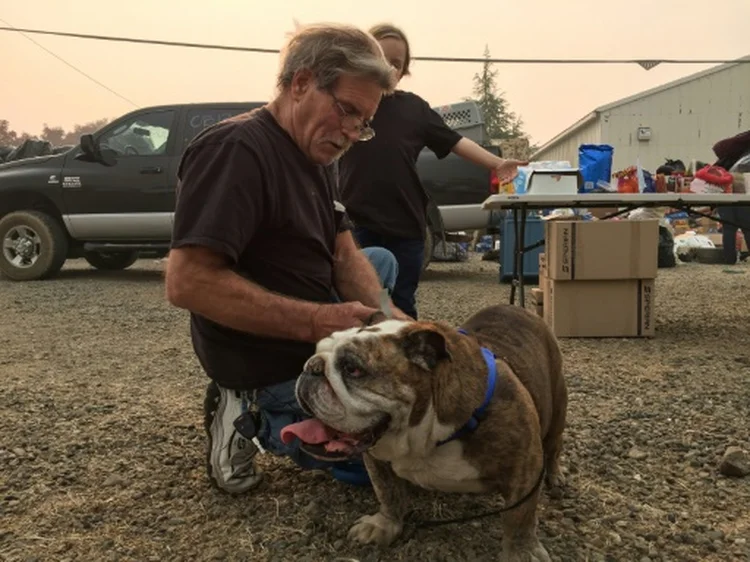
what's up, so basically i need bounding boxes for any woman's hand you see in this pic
[451,138,529,183]
[494,158,529,185]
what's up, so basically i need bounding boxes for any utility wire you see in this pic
[1,26,748,68]
[0,20,138,108]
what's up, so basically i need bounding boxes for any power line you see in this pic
[0,26,278,54]
[0,21,138,108]
[1,26,748,68]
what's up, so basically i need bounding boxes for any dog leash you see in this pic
[401,466,547,537]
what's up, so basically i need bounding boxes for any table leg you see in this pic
[518,209,527,308]
[509,207,528,307]
[509,207,519,305]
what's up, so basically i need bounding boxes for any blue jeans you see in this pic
[253,246,398,481]
[353,226,424,320]
[360,246,399,295]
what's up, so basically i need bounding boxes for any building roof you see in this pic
[532,55,750,159]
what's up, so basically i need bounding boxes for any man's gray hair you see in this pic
[277,23,396,93]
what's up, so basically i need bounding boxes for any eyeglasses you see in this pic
[328,90,375,142]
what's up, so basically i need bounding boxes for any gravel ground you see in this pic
[1,254,749,562]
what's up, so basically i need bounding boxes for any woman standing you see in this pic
[713,130,750,264]
[337,23,526,319]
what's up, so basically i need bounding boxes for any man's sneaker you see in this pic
[203,381,264,494]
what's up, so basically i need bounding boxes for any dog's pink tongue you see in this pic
[281,419,333,445]
[280,420,359,454]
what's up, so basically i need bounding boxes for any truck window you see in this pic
[99,110,176,157]
[182,108,250,147]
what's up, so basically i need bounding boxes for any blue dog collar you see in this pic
[437,328,497,446]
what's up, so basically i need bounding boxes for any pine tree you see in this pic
[469,45,527,141]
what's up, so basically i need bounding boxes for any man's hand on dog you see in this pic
[310,301,413,341]
[311,302,380,340]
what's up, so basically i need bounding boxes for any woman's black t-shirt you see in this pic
[337,90,462,240]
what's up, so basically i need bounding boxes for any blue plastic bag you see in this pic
[578,144,614,192]
[642,170,656,193]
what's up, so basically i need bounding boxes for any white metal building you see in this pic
[532,56,750,173]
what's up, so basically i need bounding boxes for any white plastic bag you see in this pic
[689,178,725,194]
[672,232,716,261]
[626,207,664,221]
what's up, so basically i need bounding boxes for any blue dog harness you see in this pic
[436,328,498,446]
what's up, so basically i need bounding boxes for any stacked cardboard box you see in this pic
[536,219,659,338]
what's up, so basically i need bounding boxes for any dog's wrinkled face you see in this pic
[287,320,451,461]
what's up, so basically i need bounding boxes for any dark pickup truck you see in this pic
[0,101,500,281]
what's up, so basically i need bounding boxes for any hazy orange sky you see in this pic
[2,0,749,146]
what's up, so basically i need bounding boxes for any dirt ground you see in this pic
[1,254,749,562]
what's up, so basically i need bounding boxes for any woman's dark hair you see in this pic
[369,23,412,77]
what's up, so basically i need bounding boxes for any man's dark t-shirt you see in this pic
[337,90,462,240]
[171,108,351,391]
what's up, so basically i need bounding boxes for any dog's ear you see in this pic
[364,310,389,326]
[402,328,451,371]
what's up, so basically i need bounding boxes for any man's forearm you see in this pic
[166,252,320,342]
[451,137,503,169]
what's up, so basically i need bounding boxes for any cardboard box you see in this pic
[692,216,722,234]
[530,288,544,317]
[542,277,656,338]
[672,225,689,236]
[538,253,549,295]
[544,219,659,280]
[695,216,721,230]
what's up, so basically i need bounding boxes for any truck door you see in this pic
[60,108,178,241]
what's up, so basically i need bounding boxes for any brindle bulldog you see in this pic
[282,304,567,562]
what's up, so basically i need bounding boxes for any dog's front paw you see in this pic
[502,539,551,562]
[545,468,566,490]
[348,513,402,546]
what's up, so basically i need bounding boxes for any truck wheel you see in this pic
[84,250,140,271]
[0,210,69,281]
[421,225,434,273]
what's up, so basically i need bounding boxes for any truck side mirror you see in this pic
[80,134,96,158]
[78,134,117,167]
